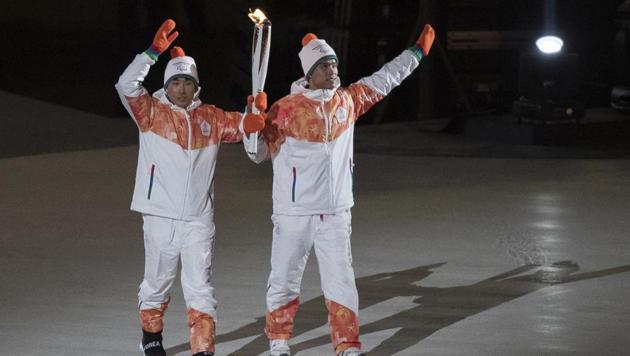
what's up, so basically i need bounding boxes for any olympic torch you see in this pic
[246,8,271,154]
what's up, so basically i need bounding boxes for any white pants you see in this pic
[266,211,358,314]
[139,214,217,319]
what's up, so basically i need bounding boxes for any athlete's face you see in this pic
[308,59,339,90]
[166,77,197,108]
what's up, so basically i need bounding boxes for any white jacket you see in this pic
[116,53,243,221]
[244,49,422,215]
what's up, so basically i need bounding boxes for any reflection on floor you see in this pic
[2,144,629,355]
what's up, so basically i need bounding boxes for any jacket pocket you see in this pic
[147,164,156,200]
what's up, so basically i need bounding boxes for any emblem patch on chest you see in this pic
[335,107,347,123]
[200,121,212,137]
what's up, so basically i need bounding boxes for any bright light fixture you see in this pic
[536,36,564,54]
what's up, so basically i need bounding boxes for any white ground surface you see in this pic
[1,144,629,355]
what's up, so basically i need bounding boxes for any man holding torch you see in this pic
[246,8,271,155]
[243,24,435,356]
[116,19,265,356]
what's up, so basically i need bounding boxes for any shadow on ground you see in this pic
[165,261,630,355]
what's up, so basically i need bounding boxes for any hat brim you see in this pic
[306,55,338,78]
[164,74,199,89]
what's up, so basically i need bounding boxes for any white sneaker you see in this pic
[269,339,291,356]
[337,347,364,356]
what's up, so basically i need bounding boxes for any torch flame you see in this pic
[248,8,268,24]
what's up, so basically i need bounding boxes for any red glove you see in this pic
[247,92,267,113]
[416,24,435,56]
[243,113,266,134]
[244,92,267,134]
[145,19,179,60]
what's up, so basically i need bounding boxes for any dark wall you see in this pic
[0,0,625,120]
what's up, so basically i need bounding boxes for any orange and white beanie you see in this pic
[163,47,199,88]
[298,33,338,78]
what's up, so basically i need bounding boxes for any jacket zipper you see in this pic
[320,98,334,213]
[209,177,214,208]
[180,110,193,219]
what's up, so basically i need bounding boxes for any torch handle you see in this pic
[249,91,262,151]
[247,21,271,155]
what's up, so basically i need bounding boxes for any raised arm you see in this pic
[114,19,179,129]
[219,94,266,144]
[346,24,435,118]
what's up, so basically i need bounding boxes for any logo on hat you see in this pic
[313,44,329,53]
[175,62,190,72]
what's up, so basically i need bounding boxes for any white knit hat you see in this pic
[163,47,199,88]
[298,33,338,77]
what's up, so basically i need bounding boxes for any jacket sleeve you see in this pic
[346,49,422,119]
[219,109,244,143]
[114,52,156,131]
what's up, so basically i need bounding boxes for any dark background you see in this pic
[1,0,628,124]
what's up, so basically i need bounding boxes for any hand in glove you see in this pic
[243,113,266,134]
[416,24,435,56]
[248,91,267,113]
[145,19,179,61]
[243,92,267,134]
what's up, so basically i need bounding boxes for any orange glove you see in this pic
[145,19,179,60]
[415,24,435,56]
[247,92,267,113]
[244,92,267,134]
[243,113,266,134]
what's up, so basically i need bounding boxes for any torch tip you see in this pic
[248,8,268,24]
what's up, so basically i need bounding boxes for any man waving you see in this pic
[244,23,435,356]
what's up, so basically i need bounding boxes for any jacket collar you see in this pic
[290,76,340,102]
[153,87,202,112]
